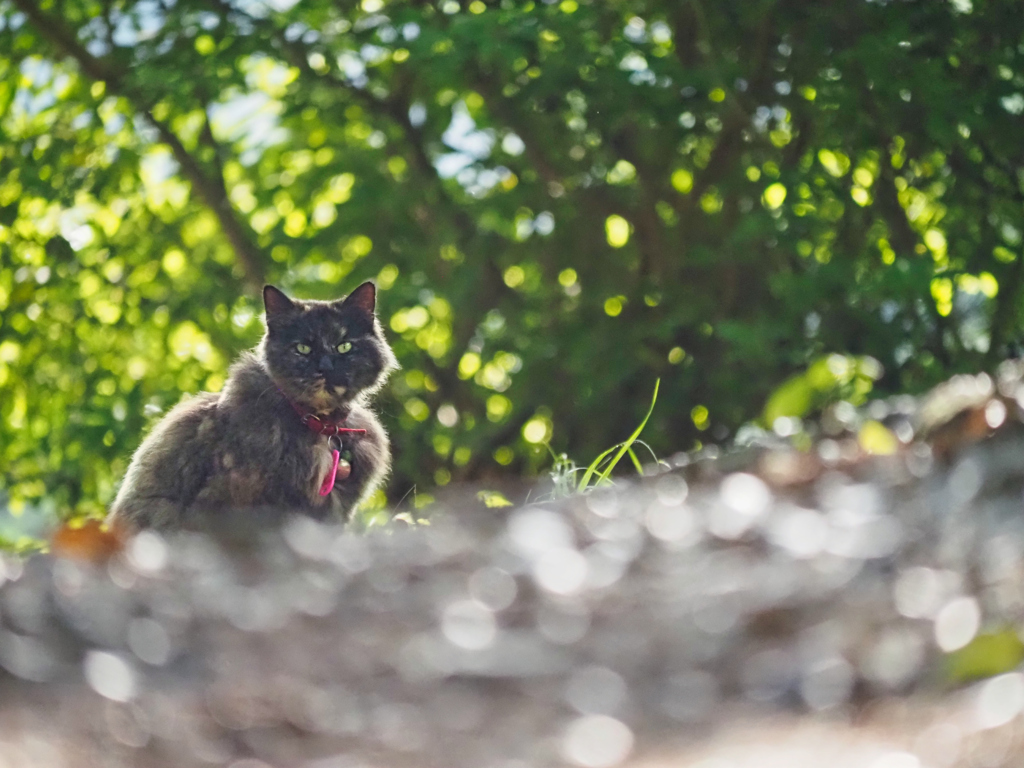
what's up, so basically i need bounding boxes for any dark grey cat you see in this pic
[109,281,397,530]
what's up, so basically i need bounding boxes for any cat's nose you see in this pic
[318,355,334,372]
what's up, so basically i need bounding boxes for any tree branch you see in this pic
[10,0,269,290]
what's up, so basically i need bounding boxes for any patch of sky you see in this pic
[229,0,264,18]
[482,310,505,337]
[103,111,126,136]
[265,0,301,12]
[894,342,913,365]
[534,211,555,235]
[209,91,288,164]
[624,17,646,42]
[619,52,648,72]
[402,22,421,40]
[72,111,93,131]
[140,148,178,192]
[502,133,525,156]
[377,25,398,44]
[111,12,133,46]
[354,14,389,32]
[61,209,97,251]
[1001,94,1024,115]
[12,58,57,117]
[620,52,655,85]
[78,17,109,56]
[409,102,427,127]
[958,303,990,353]
[650,21,671,44]
[452,164,476,185]
[475,169,499,189]
[436,100,495,179]
[229,0,269,21]
[133,114,159,144]
[461,167,513,198]
[199,12,220,30]
[754,106,771,132]
[155,35,174,56]
[337,51,368,87]
[111,0,165,47]
[361,44,389,65]
[284,22,309,42]
[20,56,52,87]
[232,13,256,35]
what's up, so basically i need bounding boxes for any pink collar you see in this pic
[278,391,366,496]
[280,392,367,438]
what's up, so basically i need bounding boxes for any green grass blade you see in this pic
[626,446,644,475]
[577,442,623,491]
[631,439,662,467]
[594,378,660,486]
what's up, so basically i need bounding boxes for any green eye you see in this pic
[337,341,353,354]
[296,343,312,355]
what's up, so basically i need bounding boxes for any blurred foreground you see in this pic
[3,368,1024,767]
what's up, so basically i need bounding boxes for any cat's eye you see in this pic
[336,341,353,354]
[295,343,312,355]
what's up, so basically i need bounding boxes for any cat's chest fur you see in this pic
[296,435,339,505]
[213,405,339,508]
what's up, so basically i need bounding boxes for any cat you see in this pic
[108,281,398,530]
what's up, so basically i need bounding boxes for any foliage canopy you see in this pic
[2,0,1024,526]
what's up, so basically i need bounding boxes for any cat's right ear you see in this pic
[263,285,296,320]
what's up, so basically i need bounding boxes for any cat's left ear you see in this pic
[340,281,376,315]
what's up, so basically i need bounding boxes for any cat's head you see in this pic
[261,282,398,413]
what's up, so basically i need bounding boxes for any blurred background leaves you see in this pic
[2,0,1024,529]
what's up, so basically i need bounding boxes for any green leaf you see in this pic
[476,490,513,508]
[946,629,1024,682]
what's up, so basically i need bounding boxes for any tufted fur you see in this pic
[109,282,397,530]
